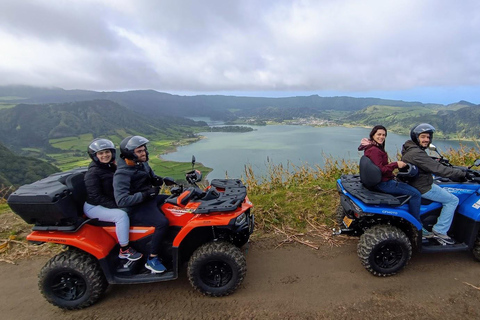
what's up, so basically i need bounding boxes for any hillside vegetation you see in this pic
[344,104,480,139]
[0,142,58,187]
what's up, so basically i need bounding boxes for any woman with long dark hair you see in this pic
[84,138,143,261]
[358,125,422,224]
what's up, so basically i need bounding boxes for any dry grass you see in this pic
[0,210,63,263]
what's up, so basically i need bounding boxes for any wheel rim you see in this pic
[49,271,87,301]
[200,260,233,288]
[373,242,405,270]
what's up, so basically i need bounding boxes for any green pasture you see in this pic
[46,133,213,177]
[50,134,94,151]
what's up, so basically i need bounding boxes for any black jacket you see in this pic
[84,161,118,208]
[113,158,156,208]
[401,140,466,194]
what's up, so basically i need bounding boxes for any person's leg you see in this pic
[84,203,130,246]
[376,180,422,222]
[84,203,142,260]
[129,199,169,255]
[422,184,458,235]
[130,199,169,273]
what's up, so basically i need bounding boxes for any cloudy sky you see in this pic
[1,0,479,104]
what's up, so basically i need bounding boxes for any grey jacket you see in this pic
[113,158,155,208]
[401,140,466,194]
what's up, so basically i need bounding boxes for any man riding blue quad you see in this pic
[401,123,467,245]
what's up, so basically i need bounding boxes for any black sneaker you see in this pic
[119,247,143,261]
[432,230,455,245]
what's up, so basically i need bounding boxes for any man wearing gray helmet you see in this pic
[401,123,466,245]
[113,135,169,273]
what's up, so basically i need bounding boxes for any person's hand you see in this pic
[152,176,164,186]
[397,161,407,168]
[142,186,160,199]
[465,172,476,180]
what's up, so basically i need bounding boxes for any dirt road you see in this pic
[2,239,480,320]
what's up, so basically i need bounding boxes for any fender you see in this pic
[27,224,117,259]
[172,206,251,247]
[347,193,426,229]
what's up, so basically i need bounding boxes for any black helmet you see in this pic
[410,123,435,147]
[88,138,116,163]
[120,136,149,161]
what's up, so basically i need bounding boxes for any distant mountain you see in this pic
[0,85,435,121]
[1,85,478,138]
[0,99,207,151]
[0,142,58,187]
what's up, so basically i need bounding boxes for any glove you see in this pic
[142,186,160,199]
[465,172,476,181]
[151,175,164,186]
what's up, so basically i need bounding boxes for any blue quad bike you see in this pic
[334,145,480,276]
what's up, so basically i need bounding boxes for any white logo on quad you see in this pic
[170,209,192,216]
[381,210,398,215]
[444,187,473,195]
[472,199,480,210]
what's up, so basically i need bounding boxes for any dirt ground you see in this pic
[2,238,480,320]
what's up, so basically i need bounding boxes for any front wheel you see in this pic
[188,242,246,297]
[357,225,412,277]
[39,249,108,309]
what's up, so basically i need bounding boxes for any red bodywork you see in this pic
[27,194,253,259]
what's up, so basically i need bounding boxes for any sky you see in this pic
[1,0,480,104]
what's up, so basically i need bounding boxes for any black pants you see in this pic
[129,195,169,256]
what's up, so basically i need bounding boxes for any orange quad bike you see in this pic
[7,157,254,310]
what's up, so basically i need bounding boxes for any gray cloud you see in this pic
[0,0,479,102]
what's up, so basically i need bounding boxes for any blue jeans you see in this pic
[421,184,459,235]
[376,180,422,223]
[84,202,130,246]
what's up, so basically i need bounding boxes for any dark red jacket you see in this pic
[363,145,398,182]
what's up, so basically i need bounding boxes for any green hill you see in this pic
[0,142,58,187]
[343,103,480,139]
[0,85,430,121]
[0,99,208,152]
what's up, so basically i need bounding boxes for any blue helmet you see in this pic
[397,163,419,179]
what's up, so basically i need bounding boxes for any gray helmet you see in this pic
[410,123,435,147]
[120,136,149,161]
[88,138,116,164]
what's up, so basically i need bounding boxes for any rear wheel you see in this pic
[357,225,412,277]
[188,242,246,297]
[39,249,108,309]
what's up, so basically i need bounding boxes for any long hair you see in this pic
[369,125,387,149]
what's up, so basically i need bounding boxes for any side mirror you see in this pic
[428,144,443,158]
[163,177,176,186]
[472,159,480,168]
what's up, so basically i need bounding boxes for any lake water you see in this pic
[162,122,477,181]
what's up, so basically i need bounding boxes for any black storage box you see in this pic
[7,167,87,226]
